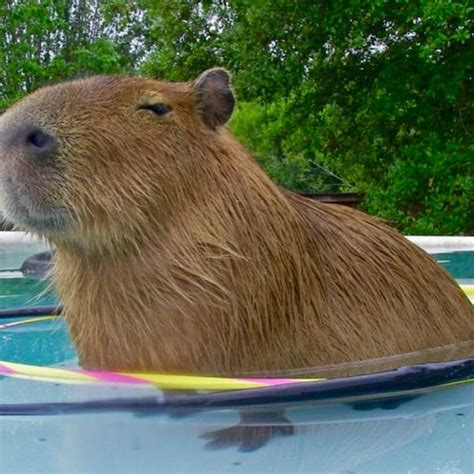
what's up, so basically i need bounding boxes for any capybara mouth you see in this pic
[15,212,71,233]
[3,203,71,233]
[1,175,71,234]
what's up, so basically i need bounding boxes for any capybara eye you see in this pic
[138,103,172,116]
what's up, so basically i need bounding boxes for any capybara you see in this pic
[0,69,472,376]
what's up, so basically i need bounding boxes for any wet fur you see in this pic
[1,74,472,375]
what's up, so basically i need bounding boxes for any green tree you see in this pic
[0,0,145,109]
[140,0,473,234]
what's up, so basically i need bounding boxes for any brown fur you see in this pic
[0,72,472,376]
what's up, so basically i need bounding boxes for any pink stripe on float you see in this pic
[82,370,149,385]
[240,378,299,386]
[0,362,15,374]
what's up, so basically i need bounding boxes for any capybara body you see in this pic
[0,70,472,375]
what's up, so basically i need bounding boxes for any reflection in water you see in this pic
[245,414,435,472]
[37,388,470,473]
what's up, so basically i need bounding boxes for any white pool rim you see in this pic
[407,236,474,254]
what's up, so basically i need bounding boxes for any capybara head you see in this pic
[0,69,235,247]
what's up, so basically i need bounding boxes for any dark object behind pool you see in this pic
[301,192,364,208]
[20,251,53,279]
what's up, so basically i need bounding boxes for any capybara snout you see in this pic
[0,124,56,158]
[0,107,66,233]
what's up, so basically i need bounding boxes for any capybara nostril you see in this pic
[25,128,55,154]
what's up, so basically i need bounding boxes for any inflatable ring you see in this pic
[0,358,472,415]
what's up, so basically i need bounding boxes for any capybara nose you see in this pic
[22,127,56,158]
[0,125,57,160]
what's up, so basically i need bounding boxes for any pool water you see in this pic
[435,251,474,283]
[0,251,473,473]
[0,273,56,310]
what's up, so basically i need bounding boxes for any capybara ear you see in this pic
[194,68,235,129]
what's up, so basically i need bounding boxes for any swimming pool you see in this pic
[0,238,473,473]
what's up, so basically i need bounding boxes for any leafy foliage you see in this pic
[0,0,143,109]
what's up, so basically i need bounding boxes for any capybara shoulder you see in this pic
[0,69,472,375]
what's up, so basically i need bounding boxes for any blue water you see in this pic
[0,251,473,473]
[0,274,56,310]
